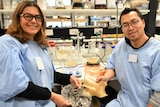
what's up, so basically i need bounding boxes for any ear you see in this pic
[142,19,146,27]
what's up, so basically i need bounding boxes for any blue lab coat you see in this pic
[105,37,160,107]
[0,34,55,107]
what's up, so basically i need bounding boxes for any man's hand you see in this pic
[96,69,115,83]
[148,103,154,107]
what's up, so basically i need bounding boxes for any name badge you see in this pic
[128,54,138,63]
[34,57,45,70]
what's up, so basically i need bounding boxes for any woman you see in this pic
[0,1,81,107]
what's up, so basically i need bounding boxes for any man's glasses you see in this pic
[20,13,43,22]
[121,19,140,30]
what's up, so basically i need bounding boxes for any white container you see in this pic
[2,0,11,9]
[107,0,116,9]
[11,0,18,9]
[37,0,47,9]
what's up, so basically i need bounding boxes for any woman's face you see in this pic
[20,6,43,39]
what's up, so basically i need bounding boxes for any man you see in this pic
[96,8,160,107]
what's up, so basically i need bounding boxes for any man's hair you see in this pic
[119,8,144,25]
[6,1,48,47]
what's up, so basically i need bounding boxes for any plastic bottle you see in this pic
[105,41,113,58]
[99,41,106,62]
[48,41,56,62]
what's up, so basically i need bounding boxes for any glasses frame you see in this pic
[121,19,140,30]
[20,13,43,22]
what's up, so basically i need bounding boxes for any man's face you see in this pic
[120,11,145,41]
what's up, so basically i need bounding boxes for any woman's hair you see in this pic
[119,8,144,25]
[6,1,48,47]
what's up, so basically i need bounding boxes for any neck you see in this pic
[27,34,34,41]
[130,34,149,49]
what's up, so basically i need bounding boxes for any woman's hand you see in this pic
[69,75,82,88]
[50,92,71,107]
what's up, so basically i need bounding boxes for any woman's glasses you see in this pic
[20,13,43,22]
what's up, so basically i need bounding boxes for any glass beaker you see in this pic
[65,46,77,67]
[55,45,77,69]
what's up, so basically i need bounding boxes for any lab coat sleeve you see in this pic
[150,51,160,91]
[150,73,160,91]
[0,48,29,101]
